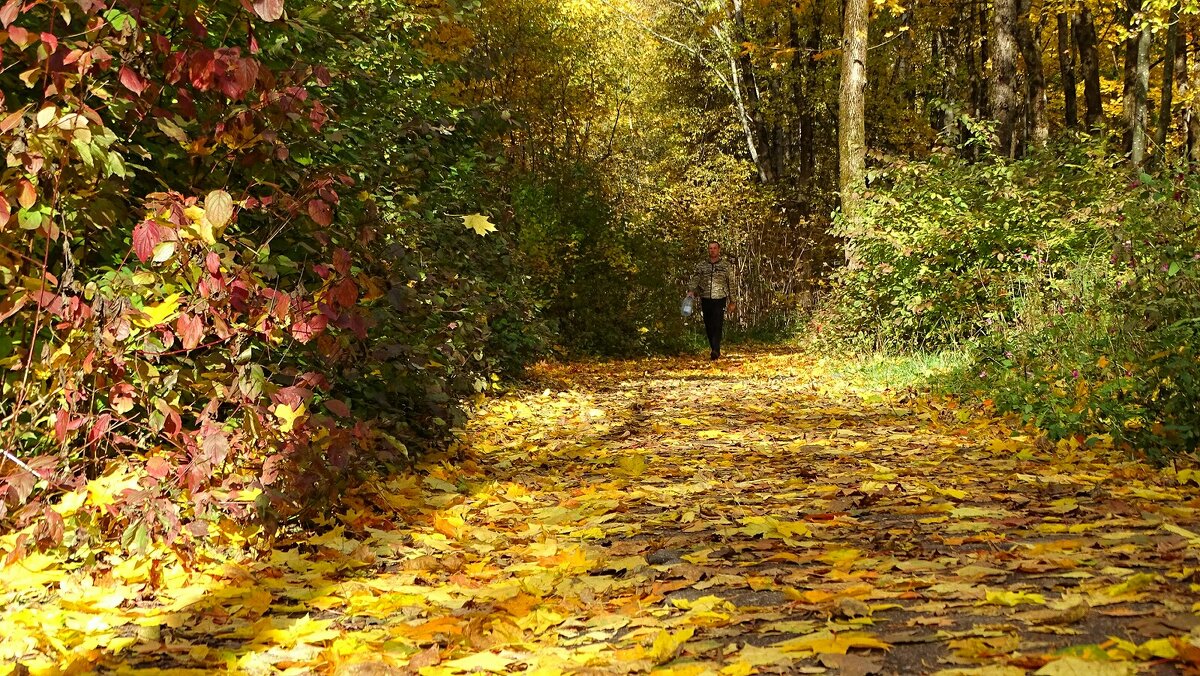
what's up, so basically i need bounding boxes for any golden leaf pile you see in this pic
[4,349,1200,674]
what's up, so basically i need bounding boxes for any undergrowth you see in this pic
[824,140,1200,459]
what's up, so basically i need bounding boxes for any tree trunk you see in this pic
[791,0,822,185]
[1057,13,1078,128]
[1155,4,1181,161]
[839,0,868,262]
[1175,17,1187,83]
[978,4,990,117]
[1016,0,1048,149]
[804,3,822,183]
[1130,23,1151,164]
[963,4,983,159]
[943,26,960,142]
[933,28,961,143]
[1187,23,1200,165]
[1121,0,1143,153]
[1073,7,1102,131]
[728,0,773,182]
[729,51,767,182]
[991,0,1020,156]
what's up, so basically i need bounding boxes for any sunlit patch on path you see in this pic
[4,349,1200,674]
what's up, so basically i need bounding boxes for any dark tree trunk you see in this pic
[1156,4,1181,161]
[792,0,823,185]
[1017,0,1048,149]
[890,9,915,85]
[1057,13,1078,128]
[962,4,982,159]
[1121,1,1139,98]
[1121,0,1143,153]
[944,22,963,142]
[933,28,960,142]
[1175,17,1187,83]
[978,4,990,116]
[991,0,1021,156]
[1186,22,1200,165]
[1073,7,1103,131]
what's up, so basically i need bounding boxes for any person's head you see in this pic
[707,241,721,260]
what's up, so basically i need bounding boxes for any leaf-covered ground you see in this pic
[5,349,1200,675]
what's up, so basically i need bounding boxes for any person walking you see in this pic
[687,241,737,360]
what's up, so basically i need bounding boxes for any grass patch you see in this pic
[826,350,972,392]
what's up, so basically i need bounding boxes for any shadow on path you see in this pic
[20,349,1200,674]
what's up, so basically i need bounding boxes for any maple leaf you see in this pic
[739,515,811,541]
[932,667,1027,676]
[86,468,143,508]
[132,293,183,328]
[1162,522,1200,545]
[252,615,340,646]
[617,453,647,476]
[439,651,514,673]
[648,627,695,664]
[979,589,1047,606]
[462,213,497,236]
[1033,658,1137,676]
[433,512,467,539]
[1102,572,1156,597]
[274,403,306,432]
[775,630,891,655]
[514,607,566,635]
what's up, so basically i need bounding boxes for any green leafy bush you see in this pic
[829,140,1200,456]
[960,166,1200,457]
[513,168,691,357]
[827,143,1121,349]
[0,0,549,555]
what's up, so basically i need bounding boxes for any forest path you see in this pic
[6,349,1200,675]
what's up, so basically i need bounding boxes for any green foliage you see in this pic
[830,141,1200,456]
[314,0,550,427]
[978,165,1200,457]
[0,0,550,556]
[513,168,689,356]
[828,143,1120,349]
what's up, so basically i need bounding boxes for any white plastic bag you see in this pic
[681,296,695,317]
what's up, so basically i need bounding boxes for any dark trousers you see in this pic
[700,297,726,357]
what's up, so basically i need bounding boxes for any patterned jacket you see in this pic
[689,258,736,300]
